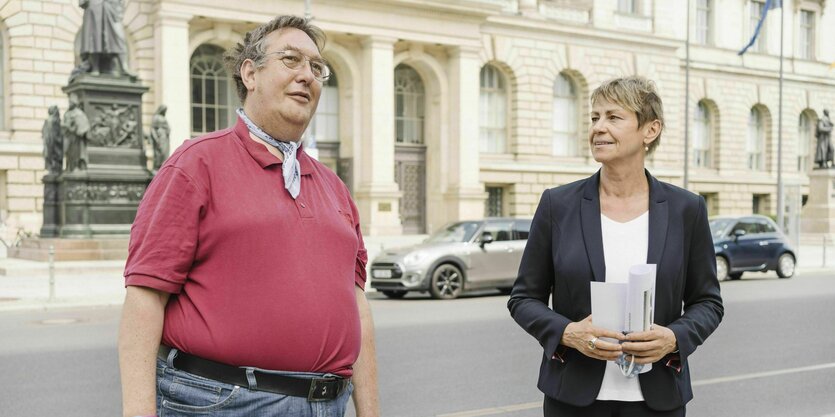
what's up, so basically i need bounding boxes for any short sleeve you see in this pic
[349,196,368,290]
[124,166,207,293]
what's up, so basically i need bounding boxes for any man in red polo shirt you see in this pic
[118,16,379,417]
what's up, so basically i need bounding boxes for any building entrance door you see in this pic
[395,145,426,234]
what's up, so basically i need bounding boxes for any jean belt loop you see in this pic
[166,347,179,368]
[245,368,258,390]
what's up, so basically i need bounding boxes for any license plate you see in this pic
[372,269,392,278]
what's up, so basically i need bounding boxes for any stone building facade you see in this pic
[0,0,833,238]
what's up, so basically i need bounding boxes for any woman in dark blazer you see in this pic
[508,76,723,417]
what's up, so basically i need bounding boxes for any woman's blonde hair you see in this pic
[590,76,665,154]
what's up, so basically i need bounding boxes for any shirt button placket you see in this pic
[296,200,313,218]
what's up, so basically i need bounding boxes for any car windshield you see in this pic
[425,222,480,243]
[709,218,734,239]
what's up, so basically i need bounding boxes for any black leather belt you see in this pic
[158,345,349,401]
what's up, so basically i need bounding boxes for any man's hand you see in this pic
[561,315,624,361]
[621,324,677,364]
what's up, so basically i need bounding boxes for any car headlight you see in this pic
[403,251,429,266]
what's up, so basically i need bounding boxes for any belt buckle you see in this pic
[307,378,338,402]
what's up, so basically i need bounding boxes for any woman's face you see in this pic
[589,98,654,166]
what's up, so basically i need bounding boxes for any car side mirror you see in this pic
[479,232,494,248]
[733,229,746,240]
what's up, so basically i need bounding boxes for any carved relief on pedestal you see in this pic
[65,182,146,202]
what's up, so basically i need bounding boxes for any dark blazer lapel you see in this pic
[581,171,606,282]
[646,170,669,265]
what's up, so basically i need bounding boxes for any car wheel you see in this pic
[716,256,730,281]
[776,253,796,278]
[382,290,407,299]
[430,264,464,300]
[729,272,743,281]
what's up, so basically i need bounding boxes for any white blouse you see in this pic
[596,211,649,402]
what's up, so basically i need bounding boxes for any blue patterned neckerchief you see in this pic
[236,108,301,199]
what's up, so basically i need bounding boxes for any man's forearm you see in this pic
[118,286,169,417]
[352,287,380,417]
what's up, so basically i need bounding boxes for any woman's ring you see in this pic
[588,337,598,350]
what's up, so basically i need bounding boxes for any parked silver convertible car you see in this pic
[370,218,532,299]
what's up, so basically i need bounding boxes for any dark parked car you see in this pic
[709,215,796,281]
[369,218,532,299]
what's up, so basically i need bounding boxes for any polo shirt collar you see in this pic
[233,116,313,175]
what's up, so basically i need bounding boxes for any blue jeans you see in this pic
[156,357,353,416]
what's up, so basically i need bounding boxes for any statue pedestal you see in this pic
[801,169,835,243]
[40,175,60,238]
[58,74,152,238]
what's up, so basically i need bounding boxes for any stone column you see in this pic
[445,46,486,222]
[355,36,402,236]
[154,10,192,152]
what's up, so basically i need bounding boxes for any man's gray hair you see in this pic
[224,15,327,103]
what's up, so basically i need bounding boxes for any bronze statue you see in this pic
[150,105,171,170]
[815,109,833,169]
[78,0,133,77]
[62,96,91,172]
[42,106,63,175]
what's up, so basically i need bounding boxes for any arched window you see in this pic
[553,74,578,156]
[306,73,339,145]
[479,65,507,153]
[191,44,238,136]
[747,107,765,170]
[693,101,712,168]
[798,112,814,172]
[394,64,424,145]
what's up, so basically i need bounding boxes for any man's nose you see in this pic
[295,60,316,83]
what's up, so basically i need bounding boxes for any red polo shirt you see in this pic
[124,117,367,377]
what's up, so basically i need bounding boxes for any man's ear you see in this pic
[241,59,257,93]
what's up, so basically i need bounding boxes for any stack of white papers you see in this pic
[590,264,656,374]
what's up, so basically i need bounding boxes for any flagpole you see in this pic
[777,2,785,230]
[684,0,691,190]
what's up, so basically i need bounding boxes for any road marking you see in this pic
[691,362,835,386]
[436,402,540,417]
[436,362,835,417]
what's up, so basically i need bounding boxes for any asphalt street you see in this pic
[1,270,834,417]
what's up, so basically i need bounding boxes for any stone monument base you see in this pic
[800,168,835,244]
[8,237,128,262]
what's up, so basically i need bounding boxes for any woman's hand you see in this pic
[621,324,678,364]
[561,315,625,361]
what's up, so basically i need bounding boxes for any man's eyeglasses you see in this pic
[264,50,331,82]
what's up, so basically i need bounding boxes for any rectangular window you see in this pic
[618,0,638,14]
[753,194,768,215]
[485,186,504,217]
[799,10,815,59]
[700,192,719,217]
[695,0,711,45]
[750,1,767,53]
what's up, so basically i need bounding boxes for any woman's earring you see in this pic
[644,145,649,152]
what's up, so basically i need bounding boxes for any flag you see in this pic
[738,0,782,56]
